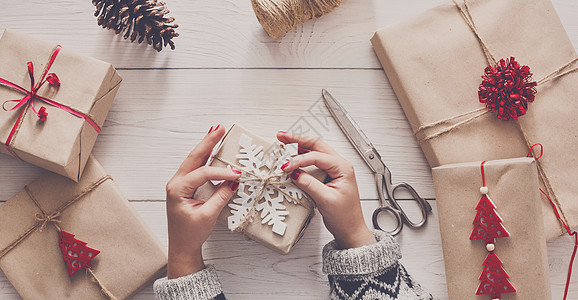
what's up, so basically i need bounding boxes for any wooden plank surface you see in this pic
[1,0,578,299]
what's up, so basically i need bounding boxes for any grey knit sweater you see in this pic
[154,231,435,300]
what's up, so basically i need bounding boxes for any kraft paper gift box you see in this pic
[0,156,167,299]
[371,0,578,239]
[194,125,326,254]
[432,157,551,299]
[0,29,122,181]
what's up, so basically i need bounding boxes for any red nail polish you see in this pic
[281,162,290,170]
[228,181,239,191]
[278,131,286,134]
[290,169,302,180]
[215,124,220,131]
[298,147,310,155]
[208,126,214,134]
[233,170,242,175]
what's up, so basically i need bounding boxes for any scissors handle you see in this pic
[373,174,432,234]
[372,205,403,236]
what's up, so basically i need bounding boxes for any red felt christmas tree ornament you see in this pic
[470,161,516,299]
[58,231,100,277]
[478,57,537,121]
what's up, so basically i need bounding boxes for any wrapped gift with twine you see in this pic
[0,156,167,299]
[0,30,122,181]
[432,157,551,299]
[371,0,578,239]
[194,125,326,254]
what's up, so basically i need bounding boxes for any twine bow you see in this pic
[0,175,116,299]
[35,211,62,232]
[0,45,101,157]
[214,143,314,234]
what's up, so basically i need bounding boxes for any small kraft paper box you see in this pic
[432,157,551,299]
[194,125,326,254]
[371,0,578,239]
[0,29,122,181]
[0,156,167,299]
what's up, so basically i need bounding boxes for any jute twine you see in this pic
[414,0,578,233]
[251,0,343,38]
[415,0,578,143]
[0,175,117,300]
[214,146,314,235]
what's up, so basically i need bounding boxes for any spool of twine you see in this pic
[251,0,343,38]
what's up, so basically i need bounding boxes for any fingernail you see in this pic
[232,170,242,175]
[281,162,290,170]
[208,126,214,134]
[290,169,302,180]
[215,124,220,131]
[278,131,286,135]
[298,147,310,155]
[228,181,239,191]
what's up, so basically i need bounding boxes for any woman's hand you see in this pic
[165,125,241,279]
[277,131,376,249]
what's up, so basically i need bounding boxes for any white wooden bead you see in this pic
[480,186,489,194]
[486,243,495,252]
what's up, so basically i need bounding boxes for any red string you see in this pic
[480,160,487,186]
[526,143,544,160]
[540,189,577,300]
[528,143,575,300]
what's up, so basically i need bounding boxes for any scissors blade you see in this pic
[321,89,386,175]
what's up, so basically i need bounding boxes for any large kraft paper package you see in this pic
[371,0,578,239]
[0,156,167,299]
[432,158,551,299]
[194,124,325,254]
[0,29,122,181]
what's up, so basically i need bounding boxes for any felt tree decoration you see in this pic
[92,0,179,52]
[476,252,516,298]
[470,161,515,299]
[58,231,100,277]
[470,194,510,245]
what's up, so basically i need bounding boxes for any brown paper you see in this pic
[371,0,578,239]
[194,124,325,254]
[0,156,167,300]
[432,157,551,299]
[0,29,122,181]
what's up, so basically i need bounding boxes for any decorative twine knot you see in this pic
[35,211,62,232]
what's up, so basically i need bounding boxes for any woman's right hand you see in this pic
[277,131,376,249]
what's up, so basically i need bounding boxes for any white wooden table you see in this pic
[1,0,577,299]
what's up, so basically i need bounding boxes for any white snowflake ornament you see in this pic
[227,134,304,235]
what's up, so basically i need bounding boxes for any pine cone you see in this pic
[92,0,179,52]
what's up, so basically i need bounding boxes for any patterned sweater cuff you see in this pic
[153,265,223,300]
[322,230,401,275]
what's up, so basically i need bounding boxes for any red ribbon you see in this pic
[1,46,101,156]
[528,143,576,300]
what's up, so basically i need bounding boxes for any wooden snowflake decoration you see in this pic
[227,134,303,236]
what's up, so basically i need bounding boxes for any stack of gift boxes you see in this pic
[371,0,578,298]
[0,30,167,299]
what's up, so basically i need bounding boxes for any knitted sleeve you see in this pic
[153,265,226,300]
[322,230,436,300]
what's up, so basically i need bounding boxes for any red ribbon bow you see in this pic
[0,46,101,155]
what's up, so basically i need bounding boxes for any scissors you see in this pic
[321,89,432,236]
